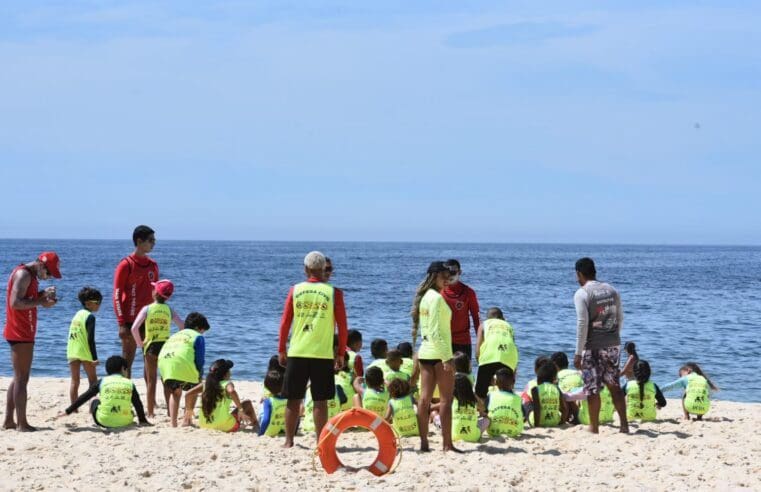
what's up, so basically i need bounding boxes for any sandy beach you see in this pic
[1,377,759,491]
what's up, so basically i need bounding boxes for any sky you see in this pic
[1,1,759,244]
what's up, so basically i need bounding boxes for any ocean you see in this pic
[1,239,759,402]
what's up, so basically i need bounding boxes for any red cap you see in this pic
[151,279,174,299]
[38,251,61,279]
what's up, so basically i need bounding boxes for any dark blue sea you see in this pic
[1,239,759,402]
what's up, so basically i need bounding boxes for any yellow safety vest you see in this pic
[684,373,710,415]
[389,396,419,437]
[534,383,562,427]
[264,397,287,437]
[302,391,341,432]
[288,282,335,359]
[97,375,135,428]
[452,400,481,442]
[67,309,94,362]
[557,369,583,393]
[478,318,518,369]
[199,380,237,432]
[335,372,356,411]
[626,380,657,421]
[487,390,523,437]
[362,386,389,417]
[158,329,201,384]
[144,302,172,353]
[579,386,615,424]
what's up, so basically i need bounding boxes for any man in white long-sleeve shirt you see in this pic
[572,257,629,434]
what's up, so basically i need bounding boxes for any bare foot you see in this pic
[282,441,294,449]
[443,445,464,453]
[2,422,17,430]
[17,424,37,432]
[587,426,600,434]
[147,413,155,419]
[180,420,192,427]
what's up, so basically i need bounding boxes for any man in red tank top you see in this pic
[441,259,481,360]
[3,252,61,431]
[113,225,158,377]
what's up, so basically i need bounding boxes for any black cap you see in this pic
[427,261,448,274]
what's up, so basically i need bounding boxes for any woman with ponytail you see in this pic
[622,360,666,422]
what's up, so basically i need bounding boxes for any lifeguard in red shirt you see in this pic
[113,225,158,377]
[441,259,480,360]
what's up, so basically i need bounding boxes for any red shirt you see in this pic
[4,265,39,342]
[278,278,348,357]
[441,281,480,345]
[113,254,159,325]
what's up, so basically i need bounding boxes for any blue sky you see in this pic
[1,1,759,244]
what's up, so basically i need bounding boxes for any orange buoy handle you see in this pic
[316,407,398,476]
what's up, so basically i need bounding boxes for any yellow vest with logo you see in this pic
[199,380,237,432]
[67,309,94,362]
[534,383,562,427]
[302,391,341,432]
[264,397,287,437]
[389,396,419,437]
[362,386,389,417]
[417,289,453,361]
[478,319,518,369]
[487,390,523,437]
[144,302,172,353]
[626,380,657,421]
[579,386,615,424]
[452,400,481,442]
[557,368,583,393]
[335,371,356,411]
[684,373,710,415]
[400,358,414,379]
[288,282,335,359]
[158,329,201,384]
[97,375,135,428]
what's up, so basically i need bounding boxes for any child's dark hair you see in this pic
[624,341,638,360]
[550,352,569,370]
[264,370,284,396]
[78,286,103,306]
[486,307,504,320]
[202,359,234,421]
[397,342,413,358]
[633,360,651,407]
[534,355,551,374]
[267,355,285,375]
[495,367,515,389]
[453,373,477,408]
[536,360,558,385]
[185,312,210,331]
[386,349,402,363]
[347,329,362,347]
[388,378,411,399]
[365,366,384,389]
[371,338,388,359]
[453,351,470,374]
[105,355,128,375]
[132,225,155,246]
[682,362,719,391]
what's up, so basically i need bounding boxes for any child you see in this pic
[385,378,419,437]
[185,359,258,432]
[67,287,102,406]
[620,341,639,380]
[384,349,410,384]
[353,366,389,417]
[578,386,615,425]
[453,351,474,385]
[551,352,583,392]
[302,384,347,433]
[259,370,288,437]
[623,360,666,422]
[485,367,523,437]
[530,360,567,428]
[131,279,185,417]
[397,342,417,380]
[346,329,364,379]
[335,353,356,411]
[521,355,551,412]
[475,307,518,405]
[59,356,151,428]
[451,373,483,443]
[661,362,718,420]
[158,312,210,427]
[367,338,390,376]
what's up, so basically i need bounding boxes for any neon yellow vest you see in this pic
[534,383,562,427]
[158,329,201,384]
[557,368,583,393]
[368,359,391,377]
[97,375,135,428]
[288,282,335,359]
[264,397,287,437]
[400,358,414,379]
[347,349,358,373]
[389,396,419,437]
[452,400,480,442]
[487,390,523,437]
[199,380,236,432]
[384,369,411,384]
[579,386,615,424]
[626,381,657,421]
[362,386,389,417]
[144,302,172,353]
[417,289,452,361]
[335,372,356,411]
[302,391,341,432]
[684,373,710,415]
[478,319,518,369]
[67,309,94,362]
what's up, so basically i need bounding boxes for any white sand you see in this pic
[1,377,759,491]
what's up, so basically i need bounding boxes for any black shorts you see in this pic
[418,358,441,367]
[475,362,509,399]
[90,399,104,427]
[451,344,472,360]
[282,357,335,401]
[6,340,34,346]
[144,342,165,357]
[164,379,196,392]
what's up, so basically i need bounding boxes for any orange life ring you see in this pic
[316,407,399,476]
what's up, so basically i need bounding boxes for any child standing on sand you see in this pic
[131,279,184,417]
[385,379,419,437]
[661,362,718,420]
[67,287,102,406]
[623,360,666,422]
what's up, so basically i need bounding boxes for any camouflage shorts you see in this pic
[581,346,620,396]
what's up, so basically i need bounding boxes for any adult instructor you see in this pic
[278,251,348,448]
[573,257,628,434]
[113,225,158,378]
[441,259,480,359]
[3,252,61,431]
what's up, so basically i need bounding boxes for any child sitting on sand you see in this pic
[623,360,666,422]
[551,351,583,424]
[261,355,286,401]
[620,341,639,380]
[302,383,347,433]
[131,279,185,417]
[259,370,288,437]
[353,366,389,417]
[521,355,551,417]
[530,360,567,428]
[335,353,356,411]
[184,359,258,432]
[397,342,416,380]
[367,338,390,376]
[59,355,151,428]
[486,367,523,437]
[451,373,485,443]
[67,287,102,407]
[346,329,364,379]
[385,378,419,437]
[384,349,410,384]
[453,351,474,385]
[661,362,719,420]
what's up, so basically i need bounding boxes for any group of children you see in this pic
[58,284,719,440]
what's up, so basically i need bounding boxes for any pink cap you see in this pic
[151,279,174,299]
